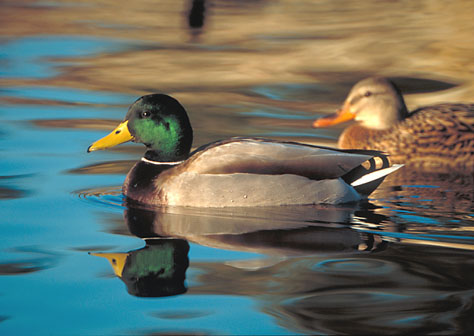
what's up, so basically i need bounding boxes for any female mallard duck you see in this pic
[88,94,402,207]
[312,77,474,173]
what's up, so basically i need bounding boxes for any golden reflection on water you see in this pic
[3,0,474,98]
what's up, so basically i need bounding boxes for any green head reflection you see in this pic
[91,238,189,298]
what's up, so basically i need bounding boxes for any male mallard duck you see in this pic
[312,77,474,173]
[88,94,402,207]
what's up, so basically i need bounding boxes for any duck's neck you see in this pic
[338,124,390,150]
[144,149,188,163]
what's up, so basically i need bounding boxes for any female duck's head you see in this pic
[313,77,409,130]
[88,94,193,161]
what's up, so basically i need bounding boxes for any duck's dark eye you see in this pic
[364,91,372,97]
[141,111,151,118]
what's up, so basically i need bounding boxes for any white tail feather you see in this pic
[351,164,404,187]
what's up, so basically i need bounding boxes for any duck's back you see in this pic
[183,138,374,179]
[339,104,474,172]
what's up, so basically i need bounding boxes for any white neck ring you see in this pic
[141,157,185,165]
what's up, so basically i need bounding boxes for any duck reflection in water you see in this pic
[91,239,189,298]
[123,201,389,256]
[87,205,474,333]
[91,202,388,298]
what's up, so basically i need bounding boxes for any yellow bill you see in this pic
[89,252,129,277]
[87,121,133,152]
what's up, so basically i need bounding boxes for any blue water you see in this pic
[1,36,138,79]
[1,1,474,335]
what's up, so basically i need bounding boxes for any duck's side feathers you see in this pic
[157,173,361,207]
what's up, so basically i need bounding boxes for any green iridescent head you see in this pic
[88,94,193,161]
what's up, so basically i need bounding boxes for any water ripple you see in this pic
[314,258,394,275]
[75,186,125,210]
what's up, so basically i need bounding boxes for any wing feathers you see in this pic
[184,139,375,180]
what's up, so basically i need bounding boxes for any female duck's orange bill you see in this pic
[87,121,134,152]
[312,106,356,128]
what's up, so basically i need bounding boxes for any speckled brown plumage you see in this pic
[339,104,474,172]
[313,77,474,174]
